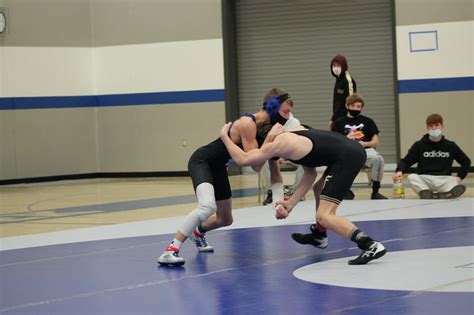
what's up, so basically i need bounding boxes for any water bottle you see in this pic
[393,179,405,199]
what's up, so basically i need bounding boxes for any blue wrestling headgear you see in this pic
[263,93,290,117]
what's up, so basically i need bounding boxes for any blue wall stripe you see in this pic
[1,77,472,110]
[15,96,96,110]
[399,76,474,93]
[0,89,225,110]
[97,89,225,106]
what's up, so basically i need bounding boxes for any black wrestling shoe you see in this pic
[291,233,328,248]
[348,241,386,265]
[291,225,328,249]
[262,190,272,205]
[371,192,388,200]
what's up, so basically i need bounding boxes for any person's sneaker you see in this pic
[284,185,293,197]
[190,229,214,253]
[157,246,185,266]
[348,241,386,265]
[419,189,434,199]
[263,190,273,205]
[371,192,388,200]
[291,225,328,249]
[437,185,466,199]
[344,190,355,200]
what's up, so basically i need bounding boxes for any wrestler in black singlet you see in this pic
[288,129,366,204]
[188,114,256,200]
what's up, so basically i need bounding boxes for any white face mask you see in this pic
[332,66,341,76]
[428,129,442,137]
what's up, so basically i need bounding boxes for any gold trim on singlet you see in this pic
[320,195,341,205]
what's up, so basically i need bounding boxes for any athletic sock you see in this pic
[349,228,374,250]
[197,224,207,234]
[169,238,183,250]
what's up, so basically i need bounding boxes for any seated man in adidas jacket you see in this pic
[393,113,471,199]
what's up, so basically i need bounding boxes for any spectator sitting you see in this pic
[332,93,388,200]
[393,113,471,199]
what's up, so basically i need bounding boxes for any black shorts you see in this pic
[320,141,366,205]
[188,158,231,201]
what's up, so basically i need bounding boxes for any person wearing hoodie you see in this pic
[393,113,471,199]
[329,54,357,130]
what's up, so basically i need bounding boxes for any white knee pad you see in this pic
[196,199,217,221]
[178,183,217,237]
[179,201,217,237]
[195,182,217,221]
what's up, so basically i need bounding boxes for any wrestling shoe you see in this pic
[262,190,273,205]
[190,229,214,252]
[284,185,293,197]
[348,241,386,265]
[157,246,185,266]
[291,225,328,249]
[371,192,388,200]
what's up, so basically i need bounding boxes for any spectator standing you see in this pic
[329,54,357,130]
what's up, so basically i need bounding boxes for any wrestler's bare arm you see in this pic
[221,123,284,166]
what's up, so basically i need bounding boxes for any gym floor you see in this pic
[1,173,473,314]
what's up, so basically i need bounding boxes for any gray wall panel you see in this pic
[13,108,98,179]
[0,0,92,47]
[0,0,222,47]
[92,0,222,46]
[0,110,17,179]
[97,102,225,172]
[235,0,397,162]
[395,0,473,26]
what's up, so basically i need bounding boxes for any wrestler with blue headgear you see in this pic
[262,89,293,126]
[158,88,295,266]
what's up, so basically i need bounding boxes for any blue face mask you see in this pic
[428,129,442,137]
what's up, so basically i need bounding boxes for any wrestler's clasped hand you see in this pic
[274,202,289,220]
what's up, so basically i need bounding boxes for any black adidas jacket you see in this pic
[396,134,471,179]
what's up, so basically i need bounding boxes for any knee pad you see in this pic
[196,199,217,222]
[178,200,217,237]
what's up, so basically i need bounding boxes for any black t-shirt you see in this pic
[332,115,379,142]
